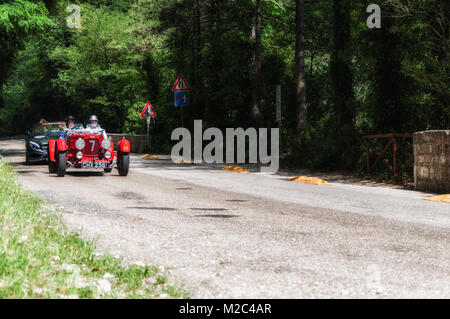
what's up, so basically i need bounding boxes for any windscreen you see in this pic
[32,124,65,135]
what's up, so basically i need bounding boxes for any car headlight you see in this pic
[29,141,40,149]
[101,138,111,150]
[105,151,112,159]
[75,138,85,150]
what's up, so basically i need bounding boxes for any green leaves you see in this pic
[0,0,52,34]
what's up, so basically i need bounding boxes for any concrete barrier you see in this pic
[109,134,151,154]
[414,130,450,193]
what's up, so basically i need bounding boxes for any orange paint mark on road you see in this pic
[174,158,192,165]
[423,194,450,203]
[289,176,330,185]
[222,166,250,173]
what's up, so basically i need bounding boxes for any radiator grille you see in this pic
[83,139,100,156]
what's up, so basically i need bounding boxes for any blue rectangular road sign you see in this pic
[174,91,190,107]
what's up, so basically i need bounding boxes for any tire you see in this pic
[48,161,57,174]
[118,153,129,176]
[48,150,57,173]
[104,168,113,173]
[25,152,30,165]
[56,151,66,177]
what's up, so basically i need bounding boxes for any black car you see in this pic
[25,122,66,164]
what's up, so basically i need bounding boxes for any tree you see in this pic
[251,0,263,126]
[385,0,449,129]
[329,0,357,168]
[0,0,52,96]
[370,4,406,133]
[330,0,354,131]
[295,0,307,134]
[50,5,143,131]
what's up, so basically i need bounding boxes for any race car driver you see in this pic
[86,115,108,139]
[86,115,101,130]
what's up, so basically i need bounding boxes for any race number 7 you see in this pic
[89,140,96,152]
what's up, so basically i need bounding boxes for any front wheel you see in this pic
[48,151,56,173]
[56,151,66,177]
[118,153,129,176]
[48,161,57,173]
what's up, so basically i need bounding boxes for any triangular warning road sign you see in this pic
[171,74,191,92]
[140,102,157,117]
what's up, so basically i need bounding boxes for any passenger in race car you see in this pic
[60,115,76,139]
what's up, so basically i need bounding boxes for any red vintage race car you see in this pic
[47,129,130,177]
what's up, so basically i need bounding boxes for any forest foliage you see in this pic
[0,0,448,171]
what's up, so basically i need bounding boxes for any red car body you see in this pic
[47,130,130,177]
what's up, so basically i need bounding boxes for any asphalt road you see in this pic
[1,138,449,298]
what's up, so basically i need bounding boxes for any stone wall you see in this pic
[414,130,450,193]
[109,134,151,154]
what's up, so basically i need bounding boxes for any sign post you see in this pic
[146,117,151,136]
[140,102,157,136]
[172,74,191,128]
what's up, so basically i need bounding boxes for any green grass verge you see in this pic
[0,156,189,299]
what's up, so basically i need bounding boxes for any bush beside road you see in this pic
[0,156,188,299]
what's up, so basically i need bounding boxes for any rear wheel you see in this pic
[56,151,66,177]
[118,153,129,176]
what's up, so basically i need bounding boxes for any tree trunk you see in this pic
[330,0,354,130]
[251,0,263,126]
[295,0,307,134]
[191,0,202,119]
[372,11,405,133]
[330,0,356,168]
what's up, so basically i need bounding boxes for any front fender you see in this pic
[48,140,56,162]
[56,138,68,152]
[118,139,131,153]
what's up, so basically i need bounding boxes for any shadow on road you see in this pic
[66,172,104,177]
[134,157,263,173]
[15,170,40,175]
[194,214,239,219]
[0,148,25,156]
[126,207,178,211]
[190,208,229,212]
